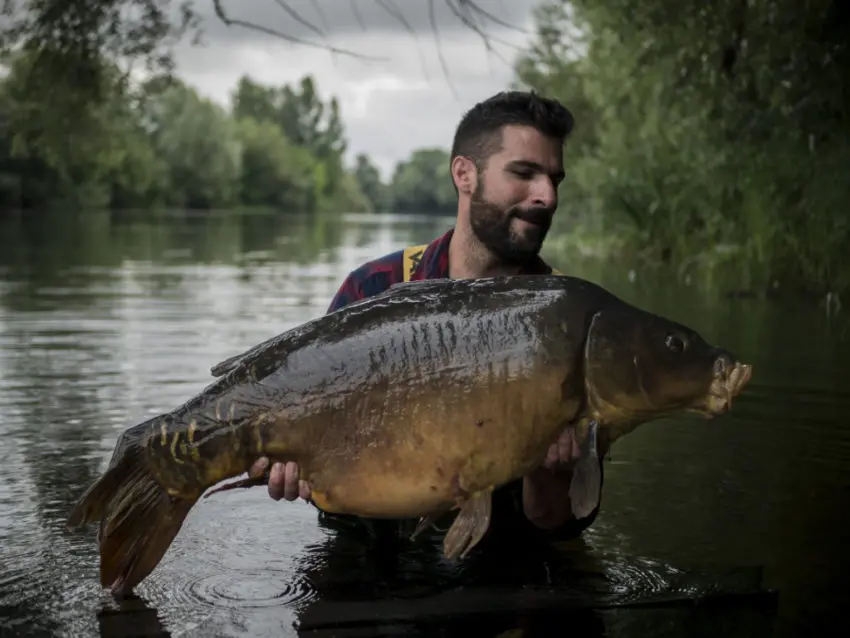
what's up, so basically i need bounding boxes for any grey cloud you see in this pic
[345,67,519,175]
[186,0,538,47]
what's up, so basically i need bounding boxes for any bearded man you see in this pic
[250,91,609,546]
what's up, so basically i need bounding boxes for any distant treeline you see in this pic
[0,52,457,216]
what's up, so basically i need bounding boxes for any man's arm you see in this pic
[522,467,578,530]
[521,427,609,537]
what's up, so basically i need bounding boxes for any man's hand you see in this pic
[522,423,604,529]
[540,425,583,471]
[250,457,312,502]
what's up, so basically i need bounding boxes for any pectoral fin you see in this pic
[442,489,493,561]
[569,419,602,519]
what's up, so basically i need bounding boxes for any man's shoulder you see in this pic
[346,248,405,283]
[336,247,408,302]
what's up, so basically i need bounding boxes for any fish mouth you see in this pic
[697,358,753,417]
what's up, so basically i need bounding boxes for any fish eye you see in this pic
[665,334,685,353]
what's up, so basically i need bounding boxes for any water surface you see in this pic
[0,209,847,637]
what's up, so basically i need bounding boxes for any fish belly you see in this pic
[292,358,578,519]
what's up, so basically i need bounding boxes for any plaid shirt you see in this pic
[327,227,555,313]
[319,226,601,544]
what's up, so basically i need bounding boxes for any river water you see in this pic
[0,209,847,637]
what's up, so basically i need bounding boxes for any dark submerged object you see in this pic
[66,275,752,597]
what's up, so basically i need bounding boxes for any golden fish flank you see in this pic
[66,274,752,597]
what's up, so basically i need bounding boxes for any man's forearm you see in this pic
[522,466,576,530]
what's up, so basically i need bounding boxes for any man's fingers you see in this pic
[298,479,312,501]
[571,432,582,459]
[268,461,286,500]
[283,461,299,501]
[542,442,559,469]
[249,456,270,478]
[558,429,574,463]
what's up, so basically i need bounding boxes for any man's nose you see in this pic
[531,176,557,208]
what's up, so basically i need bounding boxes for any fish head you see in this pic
[582,307,752,425]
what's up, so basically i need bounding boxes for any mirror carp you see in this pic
[66,275,752,597]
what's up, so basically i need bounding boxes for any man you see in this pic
[250,90,608,544]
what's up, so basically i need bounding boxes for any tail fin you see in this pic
[66,426,198,597]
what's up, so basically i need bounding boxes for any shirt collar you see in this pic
[412,227,553,280]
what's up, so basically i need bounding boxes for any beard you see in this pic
[468,185,554,266]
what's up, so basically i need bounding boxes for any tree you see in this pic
[390,148,456,215]
[234,116,323,212]
[0,48,167,209]
[353,154,390,213]
[142,78,241,209]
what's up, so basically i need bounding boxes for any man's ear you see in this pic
[451,156,477,196]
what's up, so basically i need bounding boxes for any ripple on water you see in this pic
[603,556,684,599]
[174,569,318,610]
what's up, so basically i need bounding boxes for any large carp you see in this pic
[66,275,752,596]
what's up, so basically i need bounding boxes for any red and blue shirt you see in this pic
[327,227,555,313]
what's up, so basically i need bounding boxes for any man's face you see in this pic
[468,125,565,265]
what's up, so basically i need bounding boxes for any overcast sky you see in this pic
[170,0,544,179]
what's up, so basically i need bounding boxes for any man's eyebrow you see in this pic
[507,160,565,181]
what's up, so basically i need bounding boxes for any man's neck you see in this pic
[447,224,526,279]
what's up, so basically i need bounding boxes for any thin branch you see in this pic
[211,0,385,61]
[445,0,512,68]
[460,0,530,35]
[349,0,367,31]
[376,0,430,82]
[428,0,458,100]
[450,0,523,54]
[272,0,325,40]
[207,0,525,99]
[309,0,330,34]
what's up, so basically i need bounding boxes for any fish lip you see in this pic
[698,361,753,417]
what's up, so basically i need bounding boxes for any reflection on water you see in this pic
[0,209,847,637]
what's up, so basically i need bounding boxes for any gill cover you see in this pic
[583,304,720,428]
[582,309,647,425]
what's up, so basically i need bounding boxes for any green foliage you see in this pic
[389,148,457,215]
[353,154,390,213]
[145,79,242,209]
[230,74,352,211]
[234,116,321,212]
[0,42,458,217]
[0,48,158,209]
[0,47,376,214]
[518,0,850,296]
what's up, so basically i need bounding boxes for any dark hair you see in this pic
[450,90,574,170]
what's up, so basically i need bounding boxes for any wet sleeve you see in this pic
[491,461,605,542]
[531,459,605,541]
